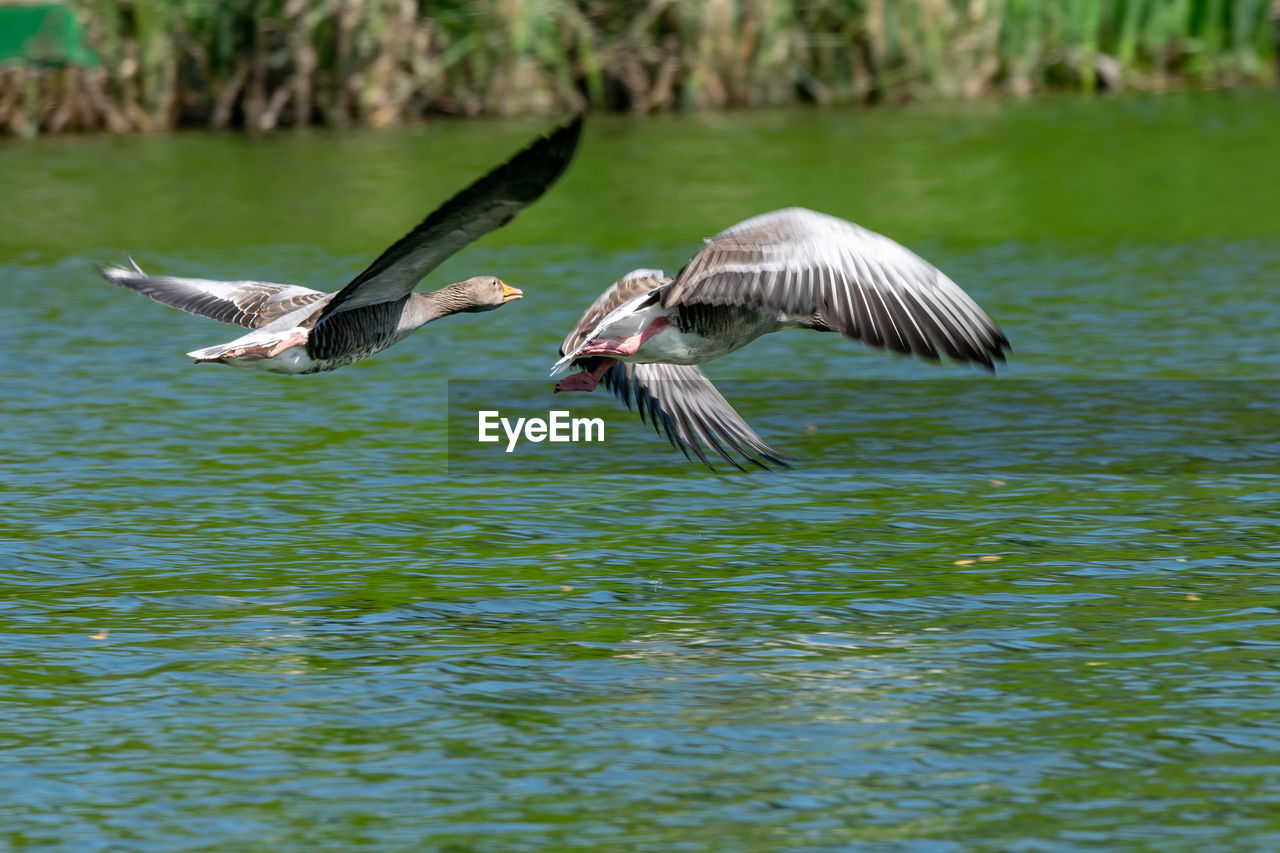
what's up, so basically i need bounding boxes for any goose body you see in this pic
[553,207,1010,469]
[101,116,581,374]
[172,285,504,375]
[564,287,790,367]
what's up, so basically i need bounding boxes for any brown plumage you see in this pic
[555,208,1010,470]
[100,115,583,375]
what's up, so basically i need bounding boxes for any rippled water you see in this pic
[4,91,1280,850]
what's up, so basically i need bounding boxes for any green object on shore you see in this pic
[0,2,98,67]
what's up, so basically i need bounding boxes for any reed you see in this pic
[1,0,1276,136]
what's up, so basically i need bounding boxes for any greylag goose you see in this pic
[100,116,582,375]
[552,207,1009,469]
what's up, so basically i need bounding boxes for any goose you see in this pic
[99,115,582,375]
[552,207,1009,469]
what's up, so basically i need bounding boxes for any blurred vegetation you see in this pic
[1,0,1277,136]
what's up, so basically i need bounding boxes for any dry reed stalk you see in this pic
[0,0,1267,137]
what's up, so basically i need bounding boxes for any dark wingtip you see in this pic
[518,113,584,187]
[317,114,585,321]
[551,113,584,151]
[979,330,1011,372]
[535,113,584,188]
[699,446,793,474]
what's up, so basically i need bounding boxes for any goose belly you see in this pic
[291,341,392,374]
[631,327,731,364]
[206,335,394,375]
[256,348,319,374]
[209,345,320,375]
[633,312,779,365]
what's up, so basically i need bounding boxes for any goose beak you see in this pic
[501,282,523,302]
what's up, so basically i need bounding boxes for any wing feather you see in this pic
[98,263,327,329]
[661,207,1009,366]
[601,362,788,471]
[318,115,583,323]
[559,269,670,357]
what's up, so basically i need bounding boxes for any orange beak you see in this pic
[501,282,523,303]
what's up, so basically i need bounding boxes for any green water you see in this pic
[4,91,1280,850]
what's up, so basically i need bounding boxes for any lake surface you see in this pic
[4,90,1280,850]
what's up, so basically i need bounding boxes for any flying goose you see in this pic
[99,115,582,375]
[552,207,1009,469]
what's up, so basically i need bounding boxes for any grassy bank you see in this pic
[2,0,1277,136]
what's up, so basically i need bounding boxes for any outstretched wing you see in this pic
[558,269,783,469]
[602,362,788,471]
[663,207,1009,368]
[99,257,328,329]
[317,115,583,324]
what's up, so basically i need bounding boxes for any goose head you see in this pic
[441,276,524,313]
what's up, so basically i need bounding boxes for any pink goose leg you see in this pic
[555,317,672,392]
[577,317,671,358]
[219,330,308,360]
[555,358,616,393]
